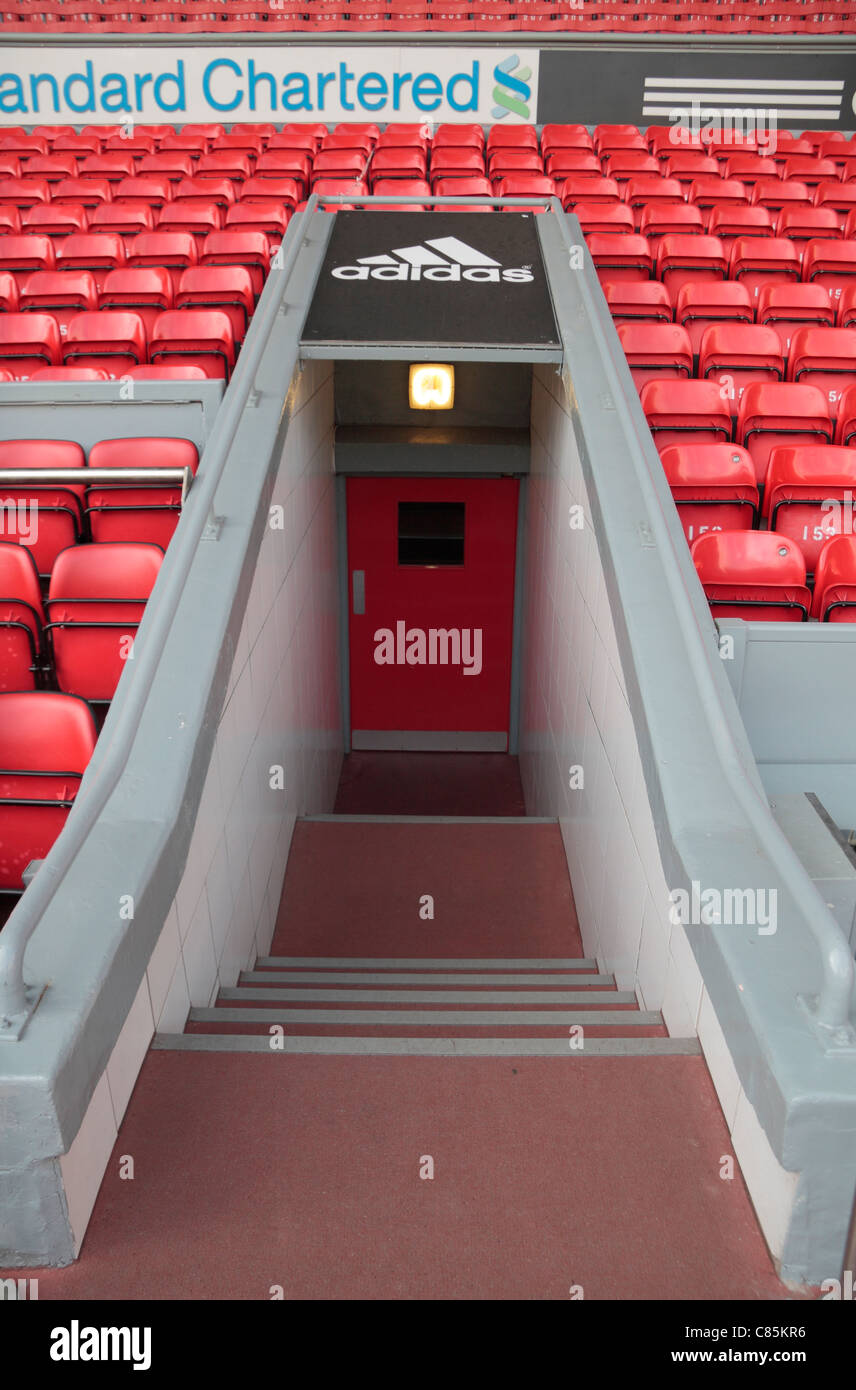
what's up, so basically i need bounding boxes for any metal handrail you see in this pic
[0,467,193,499]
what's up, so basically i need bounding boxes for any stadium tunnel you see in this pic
[1,192,855,1287]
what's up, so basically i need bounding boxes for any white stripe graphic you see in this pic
[425,237,501,267]
[643,92,841,106]
[644,77,844,90]
[389,244,451,266]
[357,254,399,265]
[643,106,842,121]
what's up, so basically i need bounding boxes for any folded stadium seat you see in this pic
[540,125,594,157]
[148,309,235,380]
[786,325,856,409]
[494,175,555,211]
[89,200,158,239]
[19,270,99,332]
[811,535,856,621]
[722,155,778,186]
[430,149,487,184]
[254,151,311,199]
[61,311,146,376]
[369,180,431,211]
[698,324,785,413]
[801,238,856,302]
[0,135,49,162]
[432,176,492,201]
[270,124,327,152]
[51,133,101,158]
[0,209,22,236]
[175,266,254,343]
[30,368,110,381]
[0,542,46,691]
[0,178,50,211]
[196,152,254,185]
[703,135,759,160]
[837,284,856,328]
[0,235,56,288]
[638,201,704,251]
[97,267,172,335]
[20,204,91,238]
[782,157,840,188]
[641,379,733,450]
[172,176,236,213]
[112,175,173,211]
[86,435,199,547]
[586,232,652,284]
[156,203,224,246]
[375,125,429,149]
[575,204,635,236]
[757,282,835,354]
[0,438,86,576]
[689,177,750,225]
[656,235,728,296]
[137,153,196,183]
[774,205,842,245]
[737,382,834,486]
[126,231,197,293]
[51,178,113,211]
[762,444,856,574]
[312,151,368,186]
[77,153,136,184]
[623,176,685,231]
[55,233,126,293]
[0,272,19,312]
[486,124,539,153]
[488,149,546,181]
[673,281,755,357]
[200,231,270,297]
[602,152,661,182]
[751,179,813,217]
[799,133,839,155]
[224,202,291,244]
[661,153,721,188]
[371,148,428,184]
[647,129,704,162]
[326,123,380,144]
[0,313,61,379]
[593,126,646,154]
[659,443,759,542]
[616,322,693,391]
[158,133,209,160]
[543,152,601,182]
[0,690,97,891]
[181,125,226,145]
[690,530,811,622]
[818,136,856,166]
[224,125,276,147]
[45,542,163,702]
[602,280,671,324]
[241,175,301,210]
[729,236,802,300]
[561,177,621,211]
[125,366,208,381]
[25,155,78,182]
[311,179,368,210]
[103,134,158,160]
[813,181,856,232]
[705,205,774,253]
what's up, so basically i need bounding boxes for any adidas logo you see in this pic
[332,236,535,284]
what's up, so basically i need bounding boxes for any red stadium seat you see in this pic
[51,178,113,210]
[86,199,157,242]
[729,237,801,300]
[661,153,721,188]
[0,438,85,575]
[659,443,759,542]
[56,234,126,292]
[255,150,312,197]
[0,235,56,288]
[602,281,672,324]
[200,231,270,297]
[0,209,22,236]
[837,284,856,328]
[98,267,173,334]
[575,205,635,236]
[0,542,45,691]
[541,125,593,157]
[813,181,856,232]
[29,368,110,381]
[786,326,856,408]
[691,530,811,622]
[751,179,812,214]
[149,309,235,379]
[737,382,833,486]
[371,148,428,183]
[0,691,97,890]
[762,445,856,573]
[617,322,693,391]
[240,175,301,209]
[175,266,254,342]
[602,152,660,182]
[689,177,750,224]
[624,176,685,230]
[486,124,539,152]
[560,177,620,211]
[656,235,728,295]
[46,542,163,701]
[722,155,778,186]
[0,178,51,211]
[0,273,19,313]
[811,535,856,621]
[698,324,785,409]
[0,313,61,378]
[544,152,601,182]
[775,206,842,244]
[137,153,196,183]
[20,204,91,239]
[86,436,199,547]
[706,205,774,252]
[19,270,98,332]
[641,379,733,450]
[112,175,173,210]
[638,202,704,251]
[223,202,291,244]
[62,311,146,376]
[173,176,236,212]
[585,232,652,283]
[801,238,856,302]
[126,231,197,293]
[757,282,835,354]
[673,281,754,357]
[782,157,839,188]
[433,124,484,151]
[77,153,136,184]
[196,151,254,184]
[156,203,223,245]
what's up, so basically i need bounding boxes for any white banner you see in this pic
[0,46,539,126]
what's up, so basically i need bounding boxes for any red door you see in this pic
[347,476,519,750]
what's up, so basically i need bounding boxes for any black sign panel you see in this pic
[302,212,560,350]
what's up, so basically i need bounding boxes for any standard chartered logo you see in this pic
[492,55,531,121]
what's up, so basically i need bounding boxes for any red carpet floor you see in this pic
[7,1051,802,1300]
[333,752,526,816]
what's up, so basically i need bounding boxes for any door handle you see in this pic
[352,569,365,615]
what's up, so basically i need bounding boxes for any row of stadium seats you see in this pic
[0,309,237,379]
[1,0,853,33]
[691,531,856,623]
[607,282,856,350]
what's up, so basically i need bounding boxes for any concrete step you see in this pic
[195,1006,663,1026]
[218,986,638,1004]
[256,956,600,971]
[238,970,615,987]
[154,1033,701,1056]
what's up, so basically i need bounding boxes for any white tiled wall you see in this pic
[60,359,343,1254]
[520,366,799,1263]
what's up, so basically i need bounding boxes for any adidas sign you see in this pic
[332,235,534,284]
